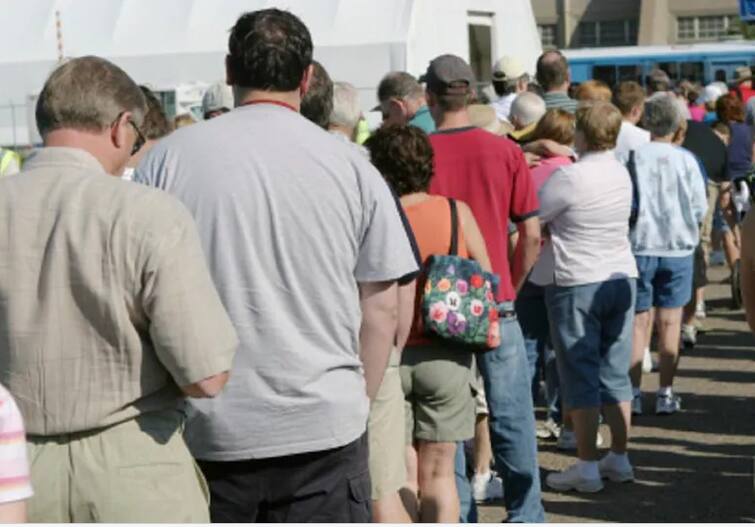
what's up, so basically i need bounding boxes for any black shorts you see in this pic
[197,434,370,523]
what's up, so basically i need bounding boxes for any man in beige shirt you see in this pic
[0,56,238,522]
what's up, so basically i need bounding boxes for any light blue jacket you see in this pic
[618,142,708,257]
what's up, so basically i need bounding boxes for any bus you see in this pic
[563,42,755,87]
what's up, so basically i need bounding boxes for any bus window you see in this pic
[593,65,617,87]
[658,62,679,81]
[618,65,642,83]
[679,62,704,83]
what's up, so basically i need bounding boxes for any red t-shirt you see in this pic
[732,86,755,103]
[429,127,539,301]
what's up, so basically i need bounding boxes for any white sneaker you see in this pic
[536,418,561,440]
[557,428,603,450]
[631,392,643,415]
[655,392,682,415]
[472,472,504,503]
[641,347,654,373]
[546,462,604,493]
[681,324,697,349]
[598,452,635,483]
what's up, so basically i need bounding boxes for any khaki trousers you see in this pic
[26,409,209,523]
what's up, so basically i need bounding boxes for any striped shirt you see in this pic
[0,384,32,504]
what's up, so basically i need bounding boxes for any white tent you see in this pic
[0,0,542,146]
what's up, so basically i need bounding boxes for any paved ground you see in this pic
[479,265,755,522]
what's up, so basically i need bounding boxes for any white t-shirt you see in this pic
[615,120,650,159]
[490,93,517,122]
[532,150,638,287]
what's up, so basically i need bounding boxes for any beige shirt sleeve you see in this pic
[140,204,238,387]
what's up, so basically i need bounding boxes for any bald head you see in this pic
[536,50,570,93]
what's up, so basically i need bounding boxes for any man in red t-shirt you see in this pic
[732,66,755,103]
[424,54,544,522]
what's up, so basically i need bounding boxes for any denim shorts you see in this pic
[545,279,636,409]
[635,255,694,312]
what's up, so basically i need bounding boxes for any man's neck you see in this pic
[236,88,301,112]
[546,85,570,96]
[435,109,472,131]
[44,129,119,175]
[328,125,356,142]
[651,133,675,144]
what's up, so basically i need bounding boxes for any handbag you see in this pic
[420,199,502,351]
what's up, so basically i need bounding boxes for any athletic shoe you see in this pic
[641,347,654,373]
[681,324,697,349]
[655,392,682,415]
[557,428,603,450]
[598,452,635,483]
[695,300,706,320]
[536,418,561,440]
[631,392,643,415]
[546,462,604,493]
[472,472,504,503]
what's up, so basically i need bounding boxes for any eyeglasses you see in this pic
[128,119,146,156]
[112,112,146,156]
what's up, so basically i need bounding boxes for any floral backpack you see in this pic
[420,199,501,351]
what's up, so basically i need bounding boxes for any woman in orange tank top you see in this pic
[367,125,492,523]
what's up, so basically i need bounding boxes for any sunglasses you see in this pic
[113,112,146,156]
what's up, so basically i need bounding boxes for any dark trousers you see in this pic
[197,434,370,523]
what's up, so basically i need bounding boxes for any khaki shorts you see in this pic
[472,362,489,416]
[400,345,475,444]
[367,350,406,501]
[26,409,210,523]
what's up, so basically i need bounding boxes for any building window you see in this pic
[677,15,741,41]
[577,20,638,47]
[538,24,557,48]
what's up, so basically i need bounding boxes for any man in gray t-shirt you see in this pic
[135,8,417,523]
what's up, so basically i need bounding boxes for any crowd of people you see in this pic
[0,7,754,524]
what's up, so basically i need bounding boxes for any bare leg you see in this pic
[630,310,651,387]
[601,402,631,454]
[402,445,420,522]
[656,307,683,388]
[417,441,460,523]
[473,414,492,475]
[571,408,600,461]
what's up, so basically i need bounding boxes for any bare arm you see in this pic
[512,217,541,293]
[359,281,399,400]
[523,139,574,159]
[181,371,230,398]
[396,280,416,352]
[0,500,26,523]
[741,213,755,333]
[457,201,493,273]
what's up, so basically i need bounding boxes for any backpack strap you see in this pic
[448,198,459,256]
[627,150,640,229]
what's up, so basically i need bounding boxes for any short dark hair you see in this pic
[227,9,312,92]
[536,50,569,92]
[612,81,645,116]
[300,61,333,129]
[716,93,746,123]
[139,86,172,140]
[365,125,434,196]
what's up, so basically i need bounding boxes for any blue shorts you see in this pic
[713,205,731,234]
[545,279,636,409]
[635,255,694,312]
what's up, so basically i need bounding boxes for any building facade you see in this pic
[532,0,742,49]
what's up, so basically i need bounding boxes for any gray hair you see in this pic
[377,71,423,103]
[509,92,546,127]
[330,82,362,129]
[643,92,683,138]
[36,56,146,136]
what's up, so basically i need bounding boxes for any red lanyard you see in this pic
[240,99,297,112]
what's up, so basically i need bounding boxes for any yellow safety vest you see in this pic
[0,149,21,177]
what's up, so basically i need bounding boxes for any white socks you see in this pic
[658,386,673,397]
